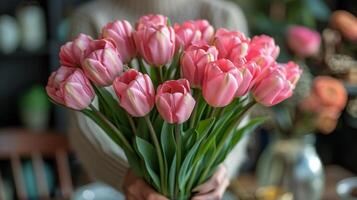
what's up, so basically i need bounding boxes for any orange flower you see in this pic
[316,107,341,134]
[313,76,347,110]
[331,10,357,41]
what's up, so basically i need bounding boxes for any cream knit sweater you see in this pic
[68,0,249,191]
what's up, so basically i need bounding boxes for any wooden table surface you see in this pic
[229,165,356,200]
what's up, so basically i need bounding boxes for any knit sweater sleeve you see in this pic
[68,3,100,38]
[199,0,249,34]
[68,112,129,192]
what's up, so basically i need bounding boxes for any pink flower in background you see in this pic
[181,43,218,88]
[202,59,243,107]
[214,28,250,66]
[59,34,93,68]
[246,35,279,61]
[252,63,302,106]
[136,14,168,30]
[113,69,155,117]
[156,79,195,124]
[287,25,321,58]
[101,20,136,63]
[174,20,214,50]
[235,61,260,97]
[83,39,123,86]
[46,66,95,110]
[134,24,175,66]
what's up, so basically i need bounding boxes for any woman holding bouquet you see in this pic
[67,0,250,199]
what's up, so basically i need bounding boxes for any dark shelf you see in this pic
[344,82,357,96]
[0,45,50,60]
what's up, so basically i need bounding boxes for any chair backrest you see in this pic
[0,128,73,200]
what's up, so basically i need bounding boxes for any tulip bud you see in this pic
[113,69,155,117]
[214,28,250,66]
[202,59,243,107]
[136,14,168,30]
[156,79,195,124]
[279,61,302,87]
[83,39,123,86]
[252,62,302,106]
[174,20,214,50]
[235,61,260,97]
[46,66,95,110]
[59,34,93,68]
[287,25,321,58]
[134,24,175,66]
[181,43,218,88]
[246,35,280,61]
[101,20,136,63]
[194,20,214,43]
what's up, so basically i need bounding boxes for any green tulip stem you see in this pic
[126,113,137,135]
[189,105,198,129]
[197,101,256,184]
[88,104,134,154]
[189,90,201,129]
[156,66,164,83]
[209,107,220,118]
[144,115,167,195]
[175,124,182,196]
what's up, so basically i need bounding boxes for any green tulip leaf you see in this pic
[134,137,160,190]
[168,155,176,196]
[160,122,176,168]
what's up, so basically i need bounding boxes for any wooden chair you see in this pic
[0,128,73,200]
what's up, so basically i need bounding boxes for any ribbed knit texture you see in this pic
[68,0,250,192]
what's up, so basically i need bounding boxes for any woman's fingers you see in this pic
[191,178,230,200]
[140,182,169,200]
[123,169,168,200]
[192,165,228,194]
[126,194,139,200]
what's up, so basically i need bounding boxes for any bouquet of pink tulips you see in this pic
[46,14,302,199]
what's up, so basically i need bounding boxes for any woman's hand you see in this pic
[123,164,229,200]
[123,170,168,200]
[192,165,229,200]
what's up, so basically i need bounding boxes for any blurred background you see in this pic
[0,0,356,199]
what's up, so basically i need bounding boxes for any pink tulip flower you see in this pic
[278,61,302,87]
[194,20,214,43]
[59,34,93,68]
[181,43,218,88]
[136,14,168,30]
[202,59,243,107]
[252,62,302,106]
[174,20,214,50]
[101,20,136,63]
[287,25,321,58]
[46,66,95,110]
[214,28,250,66]
[235,61,260,97]
[134,24,175,66]
[156,79,195,124]
[83,39,123,86]
[246,35,280,61]
[113,69,155,117]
